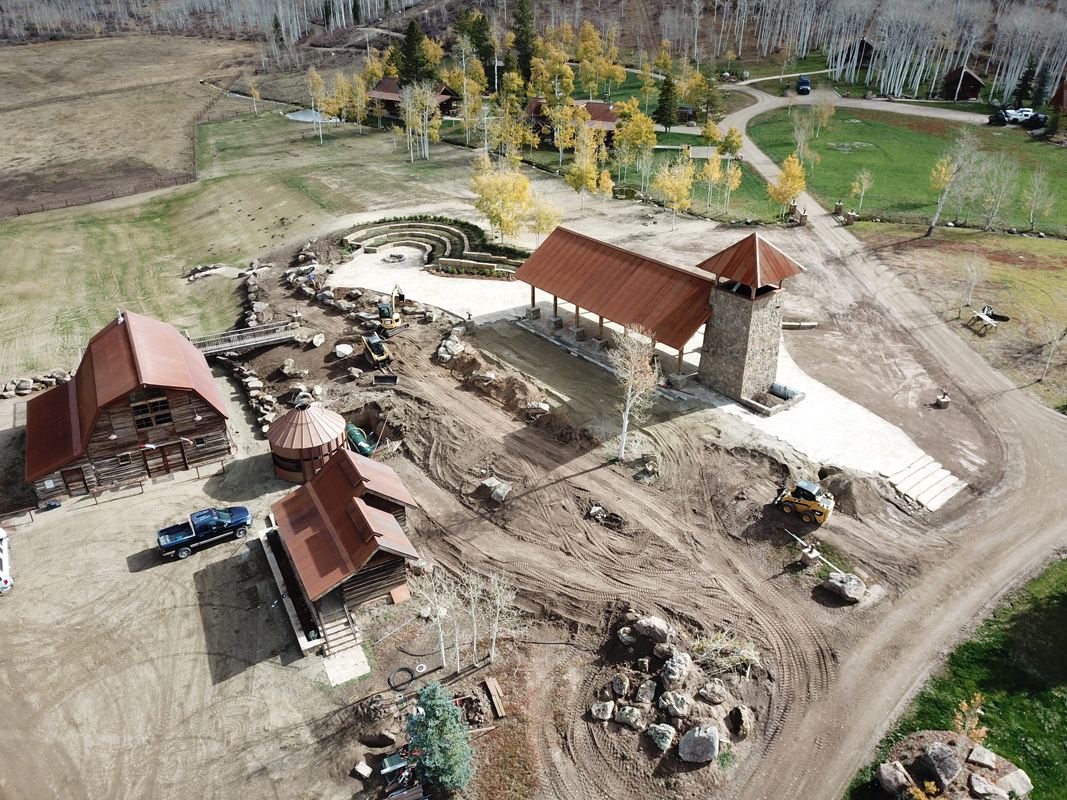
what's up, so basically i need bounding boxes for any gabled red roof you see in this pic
[25,311,228,481]
[271,449,420,601]
[368,78,459,103]
[514,227,714,350]
[693,233,805,289]
[525,98,618,131]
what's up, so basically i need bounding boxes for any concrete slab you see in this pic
[322,644,371,686]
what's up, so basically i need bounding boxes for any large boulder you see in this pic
[646,723,676,752]
[967,744,997,769]
[633,616,673,643]
[678,724,719,763]
[997,769,1033,798]
[919,742,962,790]
[822,572,867,603]
[969,774,1009,800]
[699,679,727,705]
[875,761,915,795]
[612,674,630,697]
[635,679,657,704]
[617,626,637,645]
[614,705,646,731]
[590,701,615,721]
[335,343,354,358]
[661,652,692,692]
[657,691,692,718]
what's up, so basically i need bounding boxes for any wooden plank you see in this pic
[484,677,506,719]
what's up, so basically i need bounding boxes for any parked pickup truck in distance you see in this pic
[157,507,252,559]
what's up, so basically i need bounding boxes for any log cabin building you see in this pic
[270,449,420,653]
[24,311,232,503]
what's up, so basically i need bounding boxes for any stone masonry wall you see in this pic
[697,288,783,400]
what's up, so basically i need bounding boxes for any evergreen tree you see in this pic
[1015,58,1036,106]
[399,19,433,85]
[272,14,285,49]
[351,0,361,24]
[1032,63,1052,108]
[503,50,520,78]
[512,0,536,81]
[406,682,473,792]
[456,11,496,91]
[654,72,679,133]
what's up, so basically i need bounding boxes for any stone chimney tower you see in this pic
[693,234,805,401]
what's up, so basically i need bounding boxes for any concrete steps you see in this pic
[884,454,967,511]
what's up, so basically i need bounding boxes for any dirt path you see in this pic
[717,87,1067,800]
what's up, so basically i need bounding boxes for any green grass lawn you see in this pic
[748,107,1067,236]
[844,556,1067,799]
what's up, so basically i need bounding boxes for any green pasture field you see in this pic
[748,107,1067,236]
[844,556,1067,800]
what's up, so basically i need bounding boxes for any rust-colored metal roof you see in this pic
[693,233,806,289]
[513,227,714,350]
[338,449,418,509]
[525,98,618,131]
[267,405,346,452]
[25,311,229,481]
[270,449,420,601]
[368,78,459,103]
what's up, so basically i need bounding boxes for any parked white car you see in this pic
[1003,107,1036,123]
[0,527,11,594]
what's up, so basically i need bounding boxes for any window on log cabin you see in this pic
[194,436,207,448]
[116,453,132,466]
[130,388,172,429]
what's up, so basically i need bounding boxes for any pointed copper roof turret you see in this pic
[694,233,806,290]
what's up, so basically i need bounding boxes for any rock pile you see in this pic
[875,736,1033,799]
[587,613,759,770]
[436,326,467,363]
[213,355,278,434]
[0,369,72,399]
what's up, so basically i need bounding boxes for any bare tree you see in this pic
[409,566,454,671]
[926,128,980,237]
[958,249,986,316]
[461,571,486,667]
[977,155,1017,231]
[608,325,662,461]
[1022,168,1056,232]
[1035,315,1067,382]
[485,573,521,664]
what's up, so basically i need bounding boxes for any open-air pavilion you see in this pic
[513,227,718,375]
[514,228,805,393]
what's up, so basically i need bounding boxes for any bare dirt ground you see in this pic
[0,36,255,209]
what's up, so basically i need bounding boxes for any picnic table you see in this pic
[968,310,998,335]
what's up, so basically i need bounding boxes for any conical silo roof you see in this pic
[267,404,347,451]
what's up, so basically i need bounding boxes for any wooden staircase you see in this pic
[320,604,362,658]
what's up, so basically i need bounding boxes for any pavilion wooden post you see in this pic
[574,306,580,328]
[553,296,558,316]
[530,285,536,307]
[598,316,604,338]
[677,348,684,374]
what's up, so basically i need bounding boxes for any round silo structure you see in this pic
[267,404,347,483]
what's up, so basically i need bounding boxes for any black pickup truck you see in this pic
[157,507,252,559]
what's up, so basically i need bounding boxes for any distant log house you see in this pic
[24,311,232,503]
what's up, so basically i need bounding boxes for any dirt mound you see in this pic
[448,350,487,378]
[821,472,890,519]
[534,412,602,450]
[471,374,541,411]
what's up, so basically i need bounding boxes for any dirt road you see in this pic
[717,87,1067,800]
